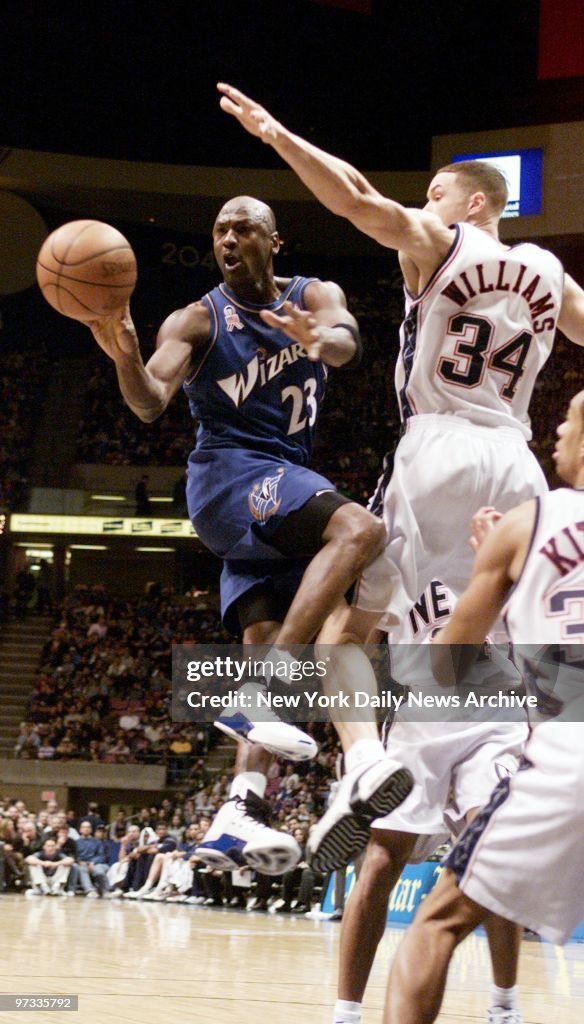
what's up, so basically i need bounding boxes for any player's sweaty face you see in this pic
[213,207,275,284]
[424,172,472,226]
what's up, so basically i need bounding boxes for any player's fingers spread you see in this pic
[217,82,242,100]
[260,309,288,329]
[219,96,240,115]
[217,83,255,112]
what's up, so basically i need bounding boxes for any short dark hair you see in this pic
[438,160,508,215]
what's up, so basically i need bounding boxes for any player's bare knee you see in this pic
[363,838,407,888]
[326,505,385,568]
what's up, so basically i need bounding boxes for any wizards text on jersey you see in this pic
[182,276,327,466]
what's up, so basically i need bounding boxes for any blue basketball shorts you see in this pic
[186,447,339,632]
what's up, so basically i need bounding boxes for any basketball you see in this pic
[36,220,137,322]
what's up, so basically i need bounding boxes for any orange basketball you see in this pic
[36,220,137,321]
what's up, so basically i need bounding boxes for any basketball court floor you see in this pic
[4,895,584,1023]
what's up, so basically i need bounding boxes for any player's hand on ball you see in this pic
[87,305,141,362]
[261,302,322,360]
[469,506,502,553]
[217,83,283,143]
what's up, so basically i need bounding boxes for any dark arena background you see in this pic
[1,2,583,1022]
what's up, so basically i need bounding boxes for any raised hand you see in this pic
[261,302,323,361]
[86,304,140,363]
[469,506,502,553]
[217,83,283,143]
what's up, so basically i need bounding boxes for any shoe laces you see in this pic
[232,791,273,828]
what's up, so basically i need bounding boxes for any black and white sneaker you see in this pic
[307,759,414,872]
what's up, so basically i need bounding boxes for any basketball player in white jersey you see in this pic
[381,391,584,1024]
[333,581,527,1024]
[218,83,584,870]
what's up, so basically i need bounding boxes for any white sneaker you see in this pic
[123,889,145,899]
[195,791,301,875]
[487,1009,523,1024]
[185,895,205,904]
[307,759,414,872]
[214,682,318,762]
[143,889,166,901]
[85,891,99,899]
[25,887,44,897]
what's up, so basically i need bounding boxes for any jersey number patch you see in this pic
[282,378,318,435]
[437,313,532,402]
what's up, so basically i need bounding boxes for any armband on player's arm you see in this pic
[316,322,362,368]
[331,323,362,368]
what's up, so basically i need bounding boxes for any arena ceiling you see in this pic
[2,0,578,176]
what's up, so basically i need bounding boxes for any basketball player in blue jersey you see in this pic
[218,83,584,873]
[382,392,584,1024]
[88,195,412,876]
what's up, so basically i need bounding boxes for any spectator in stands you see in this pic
[134,474,152,516]
[54,810,80,841]
[72,820,110,898]
[141,821,199,902]
[124,822,177,899]
[107,824,142,896]
[108,809,127,839]
[25,837,73,896]
[19,820,43,860]
[55,825,77,860]
[167,810,185,844]
[36,560,53,615]
[78,802,104,832]
[275,826,323,914]
[14,723,40,758]
[172,472,188,516]
[0,818,25,891]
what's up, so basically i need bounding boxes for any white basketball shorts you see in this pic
[355,415,548,626]
[447,720,584,944]
[373,720,527,862]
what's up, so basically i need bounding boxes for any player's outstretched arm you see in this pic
[558,273,584,346]
[217,83,448,257]
[260,281,359,367]
[87,303,209,422]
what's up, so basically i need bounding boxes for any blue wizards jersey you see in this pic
[182,276,328,466]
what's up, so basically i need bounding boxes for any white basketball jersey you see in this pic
[395,223,564,437]
[503,489,584,715]
[389,581,522,718]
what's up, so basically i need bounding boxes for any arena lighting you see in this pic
[69,544,108,551]
[149,497,174,503]
[9,513,196,538]
[15,542,53,548]
[90,494,126,501]
[135,546,175,553]
[18,547,54,559]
